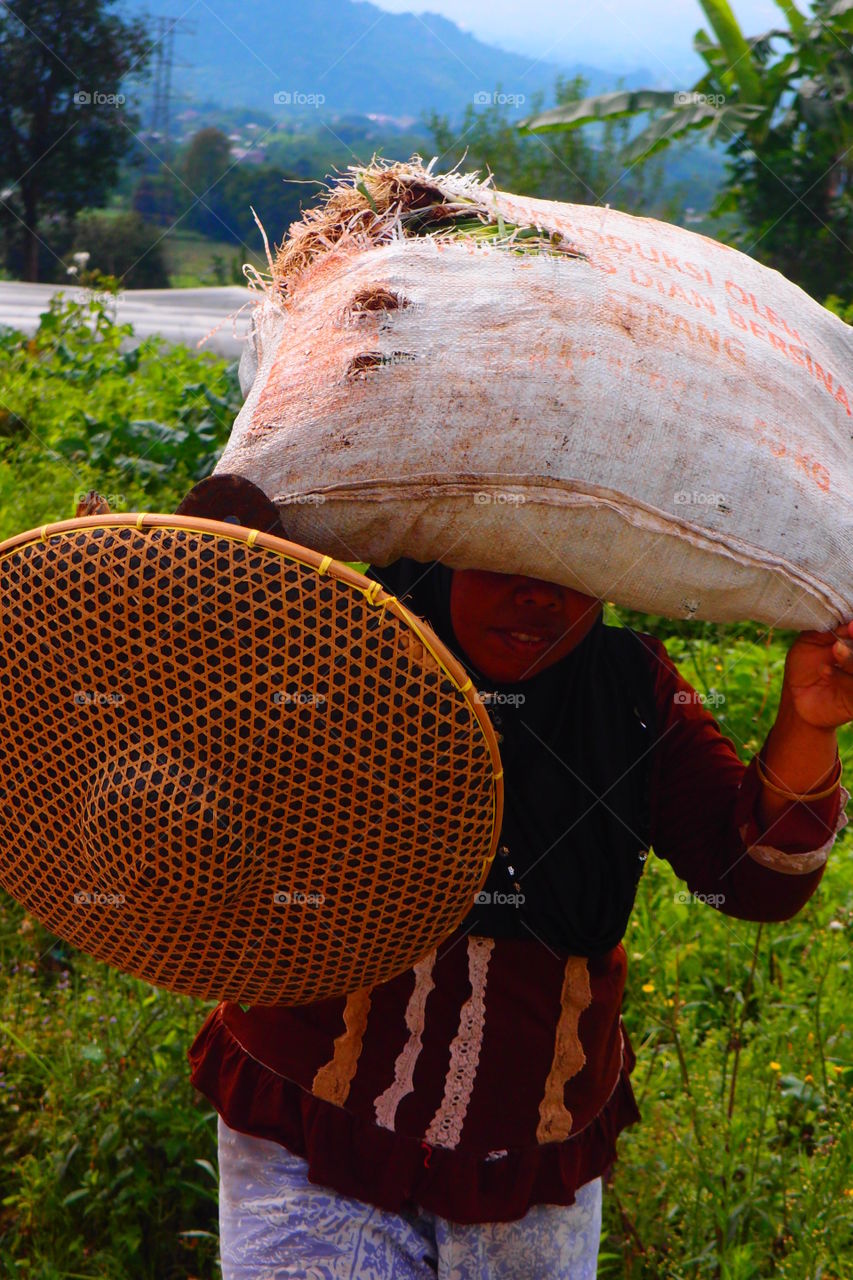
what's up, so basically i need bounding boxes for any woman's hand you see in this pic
[753,620,852,830]
[781,619,853,731]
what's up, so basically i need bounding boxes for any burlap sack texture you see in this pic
[219,157,853,630]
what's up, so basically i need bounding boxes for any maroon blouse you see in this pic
[188,632,848,1223]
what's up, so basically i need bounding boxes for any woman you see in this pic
[183,478,852,1279]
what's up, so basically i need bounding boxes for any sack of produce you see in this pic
[220,158,853,629]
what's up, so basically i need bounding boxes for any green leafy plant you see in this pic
[0,282,242,538]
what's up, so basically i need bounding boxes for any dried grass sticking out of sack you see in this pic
[266,155,586,299]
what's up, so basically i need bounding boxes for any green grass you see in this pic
[598,632,853,1279]
[161,230,266,289]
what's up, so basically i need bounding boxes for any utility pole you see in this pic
[149,15,196,163]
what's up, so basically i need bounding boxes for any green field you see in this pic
[157,230,267,290]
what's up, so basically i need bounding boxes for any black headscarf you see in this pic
[366,557,658,956]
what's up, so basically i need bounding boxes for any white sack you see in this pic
[218,178,853,629]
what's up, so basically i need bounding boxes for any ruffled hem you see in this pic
[188,1005,642,1224]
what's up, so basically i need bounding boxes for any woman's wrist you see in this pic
[755,695,839,831]
[761,693,839,793]
[755,750,841,800]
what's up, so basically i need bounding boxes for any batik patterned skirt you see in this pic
[217,1116,602,1279]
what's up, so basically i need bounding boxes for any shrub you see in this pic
[0,282,242,537]
[70,213,170,289]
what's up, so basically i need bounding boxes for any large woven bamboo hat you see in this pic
[0,512,503,1005]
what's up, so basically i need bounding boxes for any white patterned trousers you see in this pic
[217,1116,603,1279]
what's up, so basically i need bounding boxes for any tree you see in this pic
[131,172,183,227]
[0,0,151,281]
[178,127,247,240]
[152,128,306,246]
[425,75,671,218]
[182,128,234,207]
[71,211,170,288]
[218,165,307,245]
[517,0,853,301]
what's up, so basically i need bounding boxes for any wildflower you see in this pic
[828,921,844,932]
[832,1065,844,1075]
[804,1073,814,1083]
[642,982,655,993]
[769,1061,782,1071]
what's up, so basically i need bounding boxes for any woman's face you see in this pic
[449,568,603,683]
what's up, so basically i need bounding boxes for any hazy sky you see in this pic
[365,0,785,77]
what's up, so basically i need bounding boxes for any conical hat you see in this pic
[0,514,503,1005]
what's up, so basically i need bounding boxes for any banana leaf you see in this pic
[620,100,767,164]
[773,0,807,37]
[694,27,737,89]
[699,0,764,103]
[517,89,676,135]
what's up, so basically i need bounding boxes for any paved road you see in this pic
[0,282,254,359]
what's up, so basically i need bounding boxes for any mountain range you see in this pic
[127,0,654,119]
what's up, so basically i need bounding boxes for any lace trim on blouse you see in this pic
[741,785,849,876]
[424,936,494,1150]
[536,955,593,1143]
[311,988,372,1106]
[373,952,437,1131]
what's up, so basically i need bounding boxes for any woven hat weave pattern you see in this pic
[0,514,503,1005]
